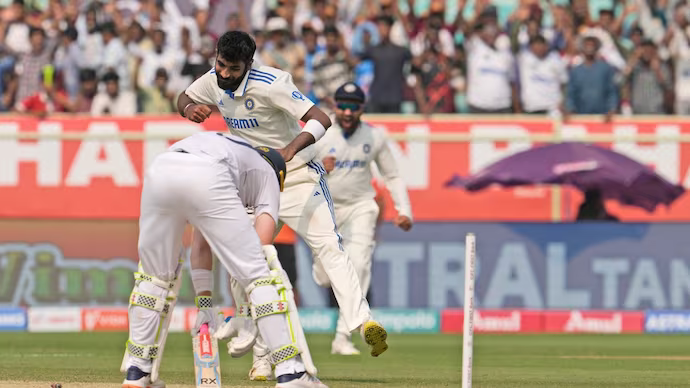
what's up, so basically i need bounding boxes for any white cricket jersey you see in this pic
[466,35,516,110]
[185,64,316,173]
[518,50,568,113]
[316,122,412,219]
[168,131,280,222]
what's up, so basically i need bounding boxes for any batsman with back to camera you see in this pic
[121,131,326,388]
[317,82,413,355]
[177,31,388,380]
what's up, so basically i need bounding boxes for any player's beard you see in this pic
[216,67,249,92]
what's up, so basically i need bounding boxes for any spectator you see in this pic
[450,43,468,113]
[311,25,353,108]
[15,27,52,105]
[360,15,411,113]
[668,3,690,114]
[76,5,103,71]
[101,21,131,91]
[576,189,619,222]
[409,6,455,58]
[624,40,670,114]
[518,35,568,115]
[135,26,185,93]
[1,60,16,111]
[465,22,519,113]
[91,71,136,116]
[1,0,30,55]
[139,67,175,114]
[301,24,324,104]
[412,33,454,115]
[53,26,80,100]
[260,17,306,91]
[14,68,70,117]
[0,51,16,112]
[73,68,98,113]
[565,36,618,120]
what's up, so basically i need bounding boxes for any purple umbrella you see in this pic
[456,142,685,212]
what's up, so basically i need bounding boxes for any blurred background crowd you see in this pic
[0,0,689,118]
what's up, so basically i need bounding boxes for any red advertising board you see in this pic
[2,115,689,221]
[543,310,645,333]
[441,309,544,333]
[440,309,645,333]
[81,308,129,332]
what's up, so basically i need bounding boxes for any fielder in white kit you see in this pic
[176,31,388,380]
[317,82,413,355]
[121,131,326,388]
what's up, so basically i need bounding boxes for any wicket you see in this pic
[462,233,476,388]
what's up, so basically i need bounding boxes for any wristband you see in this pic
[182,102,195,117]
[191,268,213,293]
[302,119,327,141]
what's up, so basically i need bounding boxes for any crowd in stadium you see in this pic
[0,0,687,118]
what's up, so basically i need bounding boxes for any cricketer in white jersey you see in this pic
[177,31,388,378]
[122,132,326,388]
[316,82,413,355]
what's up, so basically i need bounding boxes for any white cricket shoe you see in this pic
[275,372,328,388]
[360,320,388,357]
[331,337,360,355]
[122,366,166,388]
[249,352,274,381]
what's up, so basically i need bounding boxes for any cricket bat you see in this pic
[192,323,222,387]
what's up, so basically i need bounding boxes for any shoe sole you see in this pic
[122,385,163,388]
[362,321,388,357]
[249,368,274,381]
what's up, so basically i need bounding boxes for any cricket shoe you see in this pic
[122,366,166,388]
[361,320,388,357]
[331,337,360,355]
[275,371,328,388]
[249,352,274,381]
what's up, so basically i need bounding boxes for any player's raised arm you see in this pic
[277,106,332,162]
[264,72,332,162]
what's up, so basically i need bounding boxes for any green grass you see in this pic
[2,332,690,387]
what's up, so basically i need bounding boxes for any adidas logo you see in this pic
[314,191,321,196]
[218,99,224,106]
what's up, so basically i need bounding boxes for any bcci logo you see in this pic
[245,98,255,110]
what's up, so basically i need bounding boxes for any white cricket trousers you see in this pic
[130,151,303,376]
[329,199,380,338]
[281,161,372,332]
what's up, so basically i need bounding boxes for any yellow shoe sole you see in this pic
[362,321,388,357]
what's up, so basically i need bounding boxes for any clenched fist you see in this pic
[322,156,336,173]
[185,104,212,123]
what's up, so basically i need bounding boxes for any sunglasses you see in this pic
[336,102,362,111]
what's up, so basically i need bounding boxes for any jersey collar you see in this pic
[229,67,252,99]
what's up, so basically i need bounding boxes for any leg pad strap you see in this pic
[126,339,159,359]
[251,300,288,319]
[236,304,252,318]
[270,344,300,365]
[130,291,170,314]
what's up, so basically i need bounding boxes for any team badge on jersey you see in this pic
[363,144,371,154]
[245,98,255,110]
[291,91,305,101]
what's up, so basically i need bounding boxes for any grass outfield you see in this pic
[1,333,690,387]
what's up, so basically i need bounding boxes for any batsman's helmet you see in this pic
[254,146,287,192]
